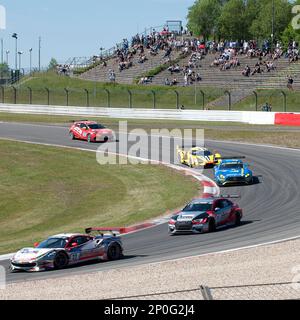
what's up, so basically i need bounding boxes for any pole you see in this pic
[271,0,275,50]
[6,50,9,65]
[29,49,32,75]
[18,52,23,70]
[0,39,2,80]
[1,38,3,64]
[12,33,18,70]
[15,37,18,70]
[38,36,41,71]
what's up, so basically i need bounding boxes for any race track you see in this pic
[1,122,300,284]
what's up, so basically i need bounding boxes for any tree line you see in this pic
[187,0,300,47]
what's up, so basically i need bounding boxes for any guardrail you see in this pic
[0,103,279,125]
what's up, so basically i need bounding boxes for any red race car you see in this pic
[168,196,243,235]
[69,120,115,143]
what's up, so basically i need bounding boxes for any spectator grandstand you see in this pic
[78,27,192,84]
[68,24,300,107]
[152,40,300,90]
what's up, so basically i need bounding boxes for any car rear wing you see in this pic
[219,194,241,199]
[215,156,246,160]
[178,144,204,149]
[85,228,121,237]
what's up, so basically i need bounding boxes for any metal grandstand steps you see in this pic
[152,52,300,90]
[78,49,183,84]
[207,89,254,108]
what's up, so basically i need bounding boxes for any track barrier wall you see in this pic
[275,113,300,126]
[1,103,300,126]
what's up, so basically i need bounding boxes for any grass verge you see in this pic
[1,72,223,110]
[231,89,300,113]
[0,140,200,254]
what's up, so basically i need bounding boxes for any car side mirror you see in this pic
[71,243,78,248]
[215,208,220,212]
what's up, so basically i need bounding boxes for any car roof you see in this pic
[190,198,214,204]
[191,147,209,151]
[76,121,98,125]
[221,159,243,164]
[50,233,82,239]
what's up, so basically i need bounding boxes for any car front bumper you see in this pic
[218,176,252,185]
[10,259,55,272]
[168,223,209,235]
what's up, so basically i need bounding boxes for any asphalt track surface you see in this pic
[0,122,300,284]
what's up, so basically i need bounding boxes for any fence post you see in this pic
[12,86,17,104]
[174,90,179,109]
[27,87,32,105]
[151,90,156,109]
[64,88,69,106]
[45,88,50,105]
[0,86,4,103]
[281,90,287,112]
[127,89,132,108]
[200,286,214,300]
[224,90,231,111]
[84,89,89,107]
[199,90,205,110]
[253,91,258,111]
[104,88,111,108]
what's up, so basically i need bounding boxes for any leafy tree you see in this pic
[281,0,300,47]
[281,24,300,48]
[187,0,297,44]
[0,63,10,77]
[48,58,58,71]
[250,0,292,42]
[187,0,222,41]
[218,0,250,40]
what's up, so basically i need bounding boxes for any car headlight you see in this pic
[245,174,251,178]
[219,175,225,180]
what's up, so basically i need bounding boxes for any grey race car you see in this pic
[10,228,123,272]
[168,197,243,235]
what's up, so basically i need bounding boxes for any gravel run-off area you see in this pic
[1,238,300,300]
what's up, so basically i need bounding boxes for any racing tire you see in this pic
[53,252,69,270]
[208,219,216,233]
[188,160,194,168]
[235,213,241,227]
[177,154,184,165]
[247,177,254,185]
[69,132,75,140]
[107,244,122,261]
[87,134,92,143]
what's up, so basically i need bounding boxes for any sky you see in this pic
[0,0,195,70]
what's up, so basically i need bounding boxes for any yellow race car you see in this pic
[177,146,221,168]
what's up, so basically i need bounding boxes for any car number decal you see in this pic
[70,252,81,261]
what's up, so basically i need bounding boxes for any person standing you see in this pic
[287,75,294,91]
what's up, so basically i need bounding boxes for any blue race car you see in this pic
[214,159,253,187]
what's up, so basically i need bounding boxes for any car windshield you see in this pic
[193,151,212,157]
[38,238,68,249]
[88,124,105,130]
[220,163,243,170]
[183,203,212,212]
